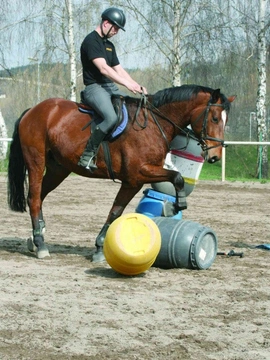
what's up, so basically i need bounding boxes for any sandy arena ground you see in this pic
[0,174,269,360]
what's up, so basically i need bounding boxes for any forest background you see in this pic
[0,0,269,178]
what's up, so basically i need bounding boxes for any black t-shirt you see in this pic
[80,30,120,85]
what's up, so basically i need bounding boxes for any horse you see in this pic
[7,84,235,262]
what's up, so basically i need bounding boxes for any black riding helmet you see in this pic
[101,8,126,31]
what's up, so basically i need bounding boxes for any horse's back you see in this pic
[19,98,91,161]
[21,98,81,128]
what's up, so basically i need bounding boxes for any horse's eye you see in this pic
[212,117,219,124]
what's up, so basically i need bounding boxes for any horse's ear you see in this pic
[228,95,237,103]
[211,89,220,103]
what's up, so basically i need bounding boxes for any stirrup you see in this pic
[85,155,98,170]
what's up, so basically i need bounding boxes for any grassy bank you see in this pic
[200,145,270,182]
[1,144,269,182]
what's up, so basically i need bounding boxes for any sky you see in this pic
[1,0,152,71]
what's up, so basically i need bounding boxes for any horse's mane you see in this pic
[152,84,231,111]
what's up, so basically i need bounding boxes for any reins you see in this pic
[139,99,197,151]
[134,91,148,129]
[134,92,189,150]
[136,94,228,153]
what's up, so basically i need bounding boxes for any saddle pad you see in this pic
[111,103,128,138]
[78,104,128,139]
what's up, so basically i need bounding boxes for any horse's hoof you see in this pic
[27,237,36,252]
[37,244,50,259]
[92,250,105,263]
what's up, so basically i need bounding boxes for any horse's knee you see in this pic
[173,172,185,190]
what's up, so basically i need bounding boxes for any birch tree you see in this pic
[41,0,102,101]
[0,0,44,73]
[42,0,77,100]
[66,0,76,101]
[256,0,268,178]
[120,0,238,86]
[0,105,8,159]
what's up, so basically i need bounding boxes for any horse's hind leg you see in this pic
[26,165,50,259]
[27,209,46,253]
[92,183,143,263]
[41,155,71,201]
[27,154,70,258]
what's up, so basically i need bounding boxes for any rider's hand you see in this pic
[140,86,148,95]
[127,81,147,95]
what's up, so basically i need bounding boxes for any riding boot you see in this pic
[78,126,107,170]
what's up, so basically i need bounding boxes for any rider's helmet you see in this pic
[101,8,126,31]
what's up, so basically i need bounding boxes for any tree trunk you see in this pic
[66,0,77,101]
[256,0,268,179]
[172,0,181,86]
[0,107,8,159]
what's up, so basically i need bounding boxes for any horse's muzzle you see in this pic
[207,155,219,164]
[202,150,220,164]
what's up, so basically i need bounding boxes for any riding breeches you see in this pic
[83,82,122,134]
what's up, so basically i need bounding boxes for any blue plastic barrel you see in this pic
[135,188,182,220]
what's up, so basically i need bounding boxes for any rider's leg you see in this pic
[78,83,120,170]
[78,125,107,169]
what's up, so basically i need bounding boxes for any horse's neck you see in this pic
[157,102,191,129]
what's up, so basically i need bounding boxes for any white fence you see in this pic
[1,138,270,181]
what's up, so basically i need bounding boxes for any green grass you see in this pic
[1,144,269,182]
[0,158,8,172]
[200,145,270,182]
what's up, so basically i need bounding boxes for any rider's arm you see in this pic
[113,65,147,94]
[92,58,146,94]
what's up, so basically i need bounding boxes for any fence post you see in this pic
[221,141,270,182]
[222,146,226,181]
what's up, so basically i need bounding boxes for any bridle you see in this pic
[191,101,228,151]
[135,95,228,152]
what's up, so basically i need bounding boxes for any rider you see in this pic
[78,7,147,170]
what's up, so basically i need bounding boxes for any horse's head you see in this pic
[190,88,236,163]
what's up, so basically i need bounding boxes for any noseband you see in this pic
[192,101,228,152]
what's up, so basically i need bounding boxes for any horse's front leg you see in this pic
[172,171,187,211]
[92,183,143,263]
[140,164,187,215]
[158,171,187,217]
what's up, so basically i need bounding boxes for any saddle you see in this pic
[78,92,147,181]
[78,92,128,139]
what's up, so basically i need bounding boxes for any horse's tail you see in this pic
[7,109,30,212]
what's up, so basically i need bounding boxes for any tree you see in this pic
[66,0,76,101]
[42,0,77,100]
[0,101,8,159]
[120,0,239,86]
[256,0,268,178]
[41,0,103,101]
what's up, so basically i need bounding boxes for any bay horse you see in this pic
[7,84,235,262]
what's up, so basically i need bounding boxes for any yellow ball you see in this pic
[104,213,161,276]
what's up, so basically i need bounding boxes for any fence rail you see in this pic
[1,138,270,181]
